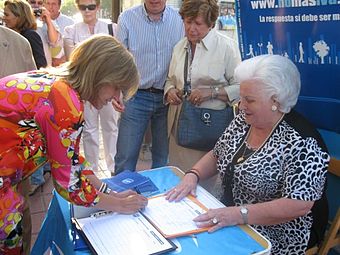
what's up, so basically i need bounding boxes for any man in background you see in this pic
[114,0,184,174]
[44,0,74,66]
[28,0,64,66]
[45,0,74,35]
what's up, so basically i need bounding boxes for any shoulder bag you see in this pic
[176,50,234,151]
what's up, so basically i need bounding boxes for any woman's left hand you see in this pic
[193,207,240,233]
[165,173,198,202]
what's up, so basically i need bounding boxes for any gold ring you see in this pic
[212,217,218,224]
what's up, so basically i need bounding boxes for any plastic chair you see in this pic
[306,158,340,255]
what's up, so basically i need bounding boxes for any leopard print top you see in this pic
[213,110,329,255]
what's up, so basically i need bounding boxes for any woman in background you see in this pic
[3,0,47,68]
[164,0,241,173]
[64,0,119,175]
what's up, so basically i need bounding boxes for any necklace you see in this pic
[236,141,255,164]
[235,114,285,164]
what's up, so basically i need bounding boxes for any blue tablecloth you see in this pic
[31,167,268,255]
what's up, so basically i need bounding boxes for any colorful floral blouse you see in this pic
[0,71,99,207]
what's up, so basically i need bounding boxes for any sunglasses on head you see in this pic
[78,4,97,11]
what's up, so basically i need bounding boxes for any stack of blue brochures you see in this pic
[103,170,159,197]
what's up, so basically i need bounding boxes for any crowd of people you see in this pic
[0,0,330,254]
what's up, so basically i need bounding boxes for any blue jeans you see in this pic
[115,90,169,174]
[30,163,51,185]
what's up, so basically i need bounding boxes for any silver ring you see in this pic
[212,217,218,224]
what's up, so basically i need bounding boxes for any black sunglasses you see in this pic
[78,4,97,11]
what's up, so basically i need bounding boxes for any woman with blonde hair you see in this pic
[0,34,146,254]
[3,0,47,68]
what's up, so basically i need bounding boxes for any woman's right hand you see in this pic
[165,174,198,202]
[166,88,182,105]
[115,193,148,214]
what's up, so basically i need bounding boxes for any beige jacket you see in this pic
[0,26,37,78]
[164,29,241,137]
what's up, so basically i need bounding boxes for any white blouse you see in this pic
[64,19,116,59]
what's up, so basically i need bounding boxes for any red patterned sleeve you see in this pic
[35,80,100,207]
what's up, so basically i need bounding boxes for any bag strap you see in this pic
[183,50,191,97]
[108,23,113,36]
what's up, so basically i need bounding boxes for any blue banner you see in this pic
[235,0,340,133]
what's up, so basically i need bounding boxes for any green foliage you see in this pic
[60,0,78,17]
[101,0,112,19]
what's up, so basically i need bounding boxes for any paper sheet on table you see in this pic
[73,212,175,255]
[142,195,209,238]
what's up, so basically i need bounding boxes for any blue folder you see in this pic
[103,170,159,196]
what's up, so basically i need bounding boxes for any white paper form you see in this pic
[196,185,226,209]
[75,212,174,255]
[142,196,207,238]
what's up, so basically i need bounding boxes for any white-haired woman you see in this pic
[166,54,329,254]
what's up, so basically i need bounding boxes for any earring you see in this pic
[271,105,278,112]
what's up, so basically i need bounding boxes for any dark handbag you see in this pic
[177,100,233,151]
[176,49,233,151]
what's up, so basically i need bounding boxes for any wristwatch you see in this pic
[240,206,249,224]
[212,86,219,99]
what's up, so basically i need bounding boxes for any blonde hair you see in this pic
[179,0,219,27]
[4,0,37,32]
[61,34,139,101]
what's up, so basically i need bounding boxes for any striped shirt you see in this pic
[117,4,184,90]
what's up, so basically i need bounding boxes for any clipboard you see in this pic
[71,205,100,251]
[142,194,210,238]
[71,205,177,255]
[71,193,211,254]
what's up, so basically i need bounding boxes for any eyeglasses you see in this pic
[78,4,97,11]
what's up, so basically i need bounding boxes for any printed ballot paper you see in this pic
[142,195,209,238]
[71,194,209,255]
